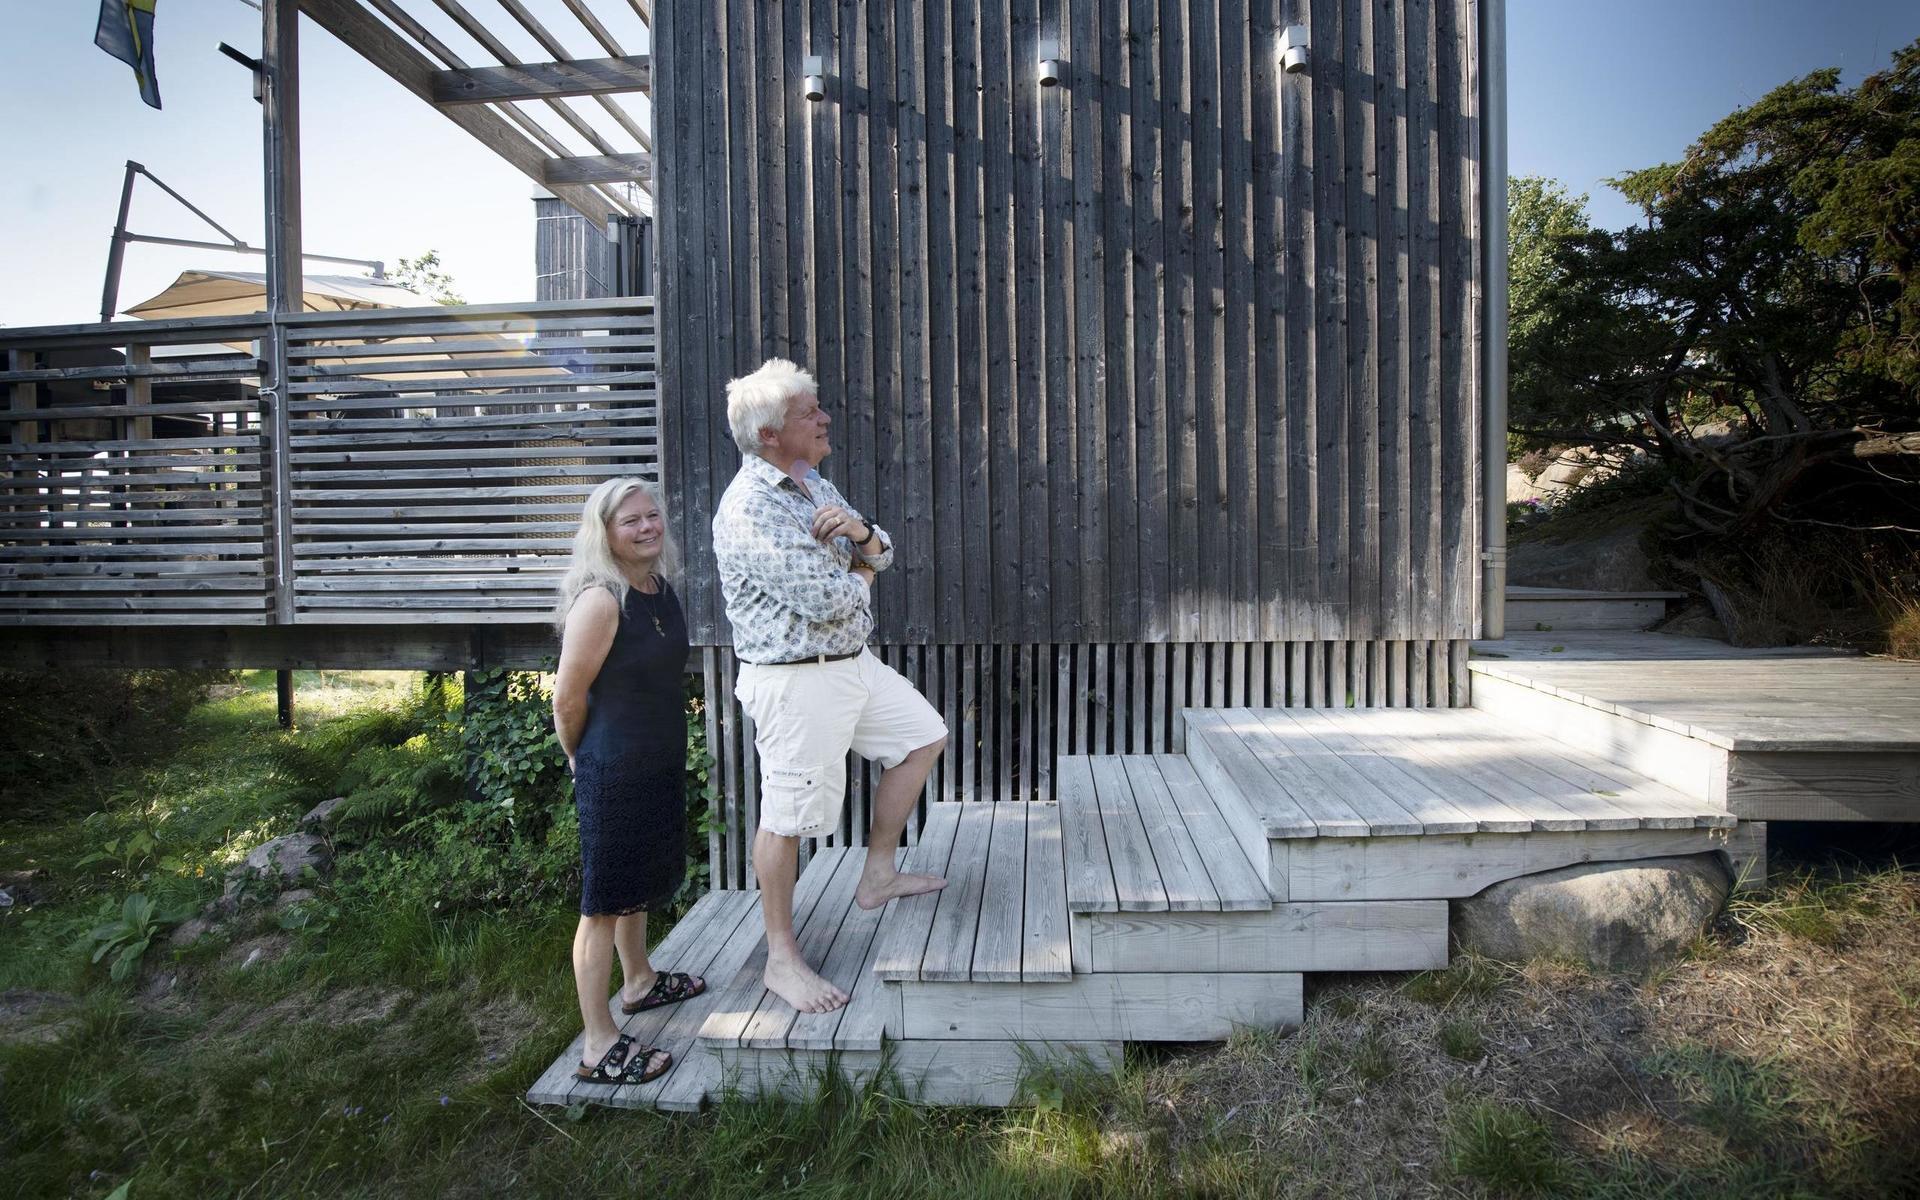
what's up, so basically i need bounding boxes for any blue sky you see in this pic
[1,1,1914,328]
[1510,0,1916,230]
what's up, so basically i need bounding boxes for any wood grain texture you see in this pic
[649,0,1481,647]
[899,970,1304,1040]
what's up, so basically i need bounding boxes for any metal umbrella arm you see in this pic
[99,160,387,322]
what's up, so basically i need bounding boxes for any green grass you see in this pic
[1402,953,1505,1007]
[1438,1019,1486,1063]
[1444,1101,1570,1196]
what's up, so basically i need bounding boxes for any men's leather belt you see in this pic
[745,650,863,666]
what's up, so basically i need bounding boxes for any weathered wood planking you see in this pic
[898,970,1304,1040]
[1084,899,1447,973]
[1287,827,1744,901]
[654,0,1483,649]
[715,1039,1122,1107]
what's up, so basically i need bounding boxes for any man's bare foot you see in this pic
[854,869,947,911]
[764,953,848,1014]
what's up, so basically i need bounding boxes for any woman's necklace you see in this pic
[635,574,666,636]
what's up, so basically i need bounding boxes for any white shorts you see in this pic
[734,649,947,838]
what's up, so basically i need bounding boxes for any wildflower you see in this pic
[439,1094,451,1106]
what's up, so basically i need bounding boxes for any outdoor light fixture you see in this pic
[1279,25,1309,73]
[803,55,826,102]
[1038,39,1062,87]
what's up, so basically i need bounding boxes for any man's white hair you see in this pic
[725,357,817,455]
[554,476,680,635]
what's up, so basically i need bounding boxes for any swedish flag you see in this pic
[95,0,162,110]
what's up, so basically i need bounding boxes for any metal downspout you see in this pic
[1480,0,1509,640]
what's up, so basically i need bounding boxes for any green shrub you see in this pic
[82,892,190,982]
[0,668,230,812]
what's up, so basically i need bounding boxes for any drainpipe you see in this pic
[1479,0,1509,640]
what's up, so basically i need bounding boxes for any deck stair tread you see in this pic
[1063,755,1274,913]
[526,887,764,1111]
[1150,753,1275,905]
[1186,707,1734,836]
[1471,633,1920,752]
[696,846,850,1050]
[1182,709,1323,838]
[1506,586,1686,600]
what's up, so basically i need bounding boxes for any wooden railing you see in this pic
[0,298,657,628]
[2,315,274,625]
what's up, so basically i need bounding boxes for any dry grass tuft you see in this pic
[1120,865,1920,1198]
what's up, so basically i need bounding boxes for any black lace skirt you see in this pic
[573,751,687,916]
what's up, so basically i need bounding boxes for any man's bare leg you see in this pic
[755,829,850,1013]
[856,736,949,910]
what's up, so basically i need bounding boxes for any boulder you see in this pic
[299,797,348,832]
[168,915,218,949]
[1453,854,1731,973]
[225,832,330,898]
[273,888,318,911]
[1655,601,1730,643]
[1508,523,1657,592]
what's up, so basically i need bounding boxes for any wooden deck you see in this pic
[532,704,1759,1111]
[1470,632,1920,821]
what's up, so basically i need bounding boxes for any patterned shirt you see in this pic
[711,453,894,663]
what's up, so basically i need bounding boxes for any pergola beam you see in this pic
[542,152,651,186]
[430,54,649,105]
[301,0,612,229]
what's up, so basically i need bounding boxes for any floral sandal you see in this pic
[621,970,706,1015]
[575,1034,672,1085]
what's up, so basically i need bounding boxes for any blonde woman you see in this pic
[551,477,705,1086]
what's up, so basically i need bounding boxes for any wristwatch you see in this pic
[857,517,882,550]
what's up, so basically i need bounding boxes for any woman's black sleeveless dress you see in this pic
[572,578,690,916]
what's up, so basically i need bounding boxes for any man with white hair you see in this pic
[712,358,948,1014]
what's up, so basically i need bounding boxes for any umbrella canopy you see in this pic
[123,270,435,319]
[123,270,567,387]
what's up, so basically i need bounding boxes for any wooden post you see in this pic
[262,0,302,625]
[277,669,296,729]
[7,350,40,537]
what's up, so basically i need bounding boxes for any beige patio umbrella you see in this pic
[123,270,568,385]
[123,269,437,318]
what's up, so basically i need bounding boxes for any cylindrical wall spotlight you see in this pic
[1038,38,1061,87]
[1279,25,1309,73]
[803,55,826,101]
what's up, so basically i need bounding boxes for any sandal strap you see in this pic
[580,1035,635,1080]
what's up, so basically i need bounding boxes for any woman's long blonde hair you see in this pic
[554,477,681,636]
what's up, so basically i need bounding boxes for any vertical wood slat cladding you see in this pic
[698,638,1469,880]
[656,0,1481,648]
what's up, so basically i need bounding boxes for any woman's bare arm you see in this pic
[552,587,620,769]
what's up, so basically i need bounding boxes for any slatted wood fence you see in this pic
[2,316,274,625]
[0,298,658,628]
[284,300,657,622]
[698,637,1469,889]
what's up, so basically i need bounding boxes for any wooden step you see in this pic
[1184,707,1735,838]
[1057,755,1272,915]
[1076,900,1447,974]
[526,886,766,1112]
[711,1039,1122,1107]
[1183,709,1322,841]
[895,971,1304,1041]
[1506,587,1683,632]
[1470,633,1920,826]
[870,801,1074,985]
